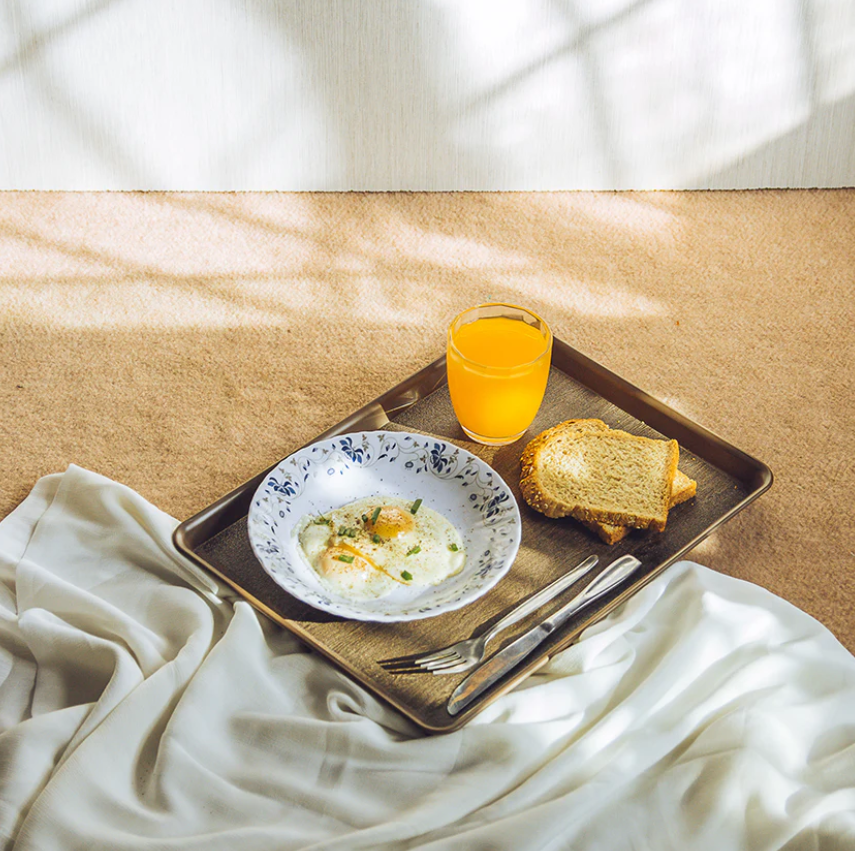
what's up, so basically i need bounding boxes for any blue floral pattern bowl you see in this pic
[247,431,522,621]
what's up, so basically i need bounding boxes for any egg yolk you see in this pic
[364,506,414,539]
[320,547,364,574]
[319,546,375,579]
[322,542,405,584]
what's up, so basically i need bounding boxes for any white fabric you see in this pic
[1,466,855,851]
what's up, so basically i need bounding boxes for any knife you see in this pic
[447,554,642,716]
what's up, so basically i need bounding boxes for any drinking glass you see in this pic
[447,303,552,445]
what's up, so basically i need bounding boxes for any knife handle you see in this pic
[447,555,643,717]
[542,554,641,632]
[481,554,599,644]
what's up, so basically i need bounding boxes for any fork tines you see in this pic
[379,650,468,674]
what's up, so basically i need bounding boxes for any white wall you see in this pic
[1,0,854,190]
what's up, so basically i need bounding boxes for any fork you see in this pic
[383,554,599,675]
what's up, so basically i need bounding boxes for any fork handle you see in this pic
[482,554,599,645]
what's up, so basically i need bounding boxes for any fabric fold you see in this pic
[1,466,854,850]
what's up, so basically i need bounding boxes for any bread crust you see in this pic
[519,420,680,533]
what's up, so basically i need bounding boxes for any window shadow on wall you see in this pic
[2,0,149,185]
[2,0,854,188]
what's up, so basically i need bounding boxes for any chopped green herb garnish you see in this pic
[337,526,358,538]
[372,533,383,544]
[313,516,329,525]
[338,526,347,536]
[410,498,423,515]
[401,570,413,581]
[361,514,369,523]
[371,507,382,524]
[406,546,421,556]
[448,543,459,552]
[336,554,355,563]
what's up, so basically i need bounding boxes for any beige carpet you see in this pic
[2,190,853,650]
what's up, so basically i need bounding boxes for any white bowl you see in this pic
[247,431,522,622]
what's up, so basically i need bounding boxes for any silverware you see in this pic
[380,555,600,675]
[447,554,642,715]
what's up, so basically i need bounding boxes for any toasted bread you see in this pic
[520,420,680,532]
[582,469,697,544]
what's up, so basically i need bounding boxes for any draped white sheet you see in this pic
[1,465,854,851]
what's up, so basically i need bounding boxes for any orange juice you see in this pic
[447,306,552,445]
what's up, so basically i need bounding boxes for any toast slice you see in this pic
[519,418,610,457]
[582,469,697,544]
[520,421,680,532]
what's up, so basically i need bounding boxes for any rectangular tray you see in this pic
[173,338,772,733]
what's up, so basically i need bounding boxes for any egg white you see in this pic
[296,496,466,602]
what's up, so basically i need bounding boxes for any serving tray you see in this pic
[172,338,772,733]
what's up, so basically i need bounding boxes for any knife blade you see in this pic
[447,554,642,716]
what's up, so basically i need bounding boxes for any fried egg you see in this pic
[296,496,466,601]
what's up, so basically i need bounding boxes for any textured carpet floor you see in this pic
[2,190,853,651]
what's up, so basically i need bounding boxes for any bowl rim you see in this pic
[246,430,522,622]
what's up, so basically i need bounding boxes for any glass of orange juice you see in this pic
[447,303,552,445]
